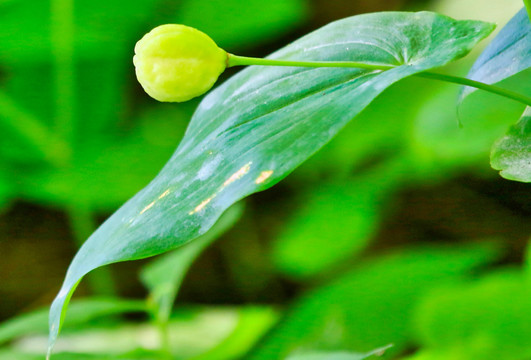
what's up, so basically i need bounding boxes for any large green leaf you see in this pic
[291,75,433,182]
[247,242,499,359]
[47,12,495,357]
[490,107,531,182]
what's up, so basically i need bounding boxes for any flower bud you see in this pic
[133,24,227,102]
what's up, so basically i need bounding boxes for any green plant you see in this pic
[1,1,530,359]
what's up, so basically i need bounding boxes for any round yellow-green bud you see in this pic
[133,24,227,102]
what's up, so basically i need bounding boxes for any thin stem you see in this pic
[157,318,172,359]
[416,72,531,106]
[228,54,395,71]
[67,204,117,296]
[227,54,531,107]
[50,0,75,146]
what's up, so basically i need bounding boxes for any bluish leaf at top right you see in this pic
[460,8,531,182]
[459,7,531,102]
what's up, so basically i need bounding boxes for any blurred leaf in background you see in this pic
[410,269,531,360]
[5,307,277,360]
[0,298,147,345]
[249,242,500,359]
[271,178,388,279]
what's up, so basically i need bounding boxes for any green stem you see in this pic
[416,72,531,106]
[67,204,117,296]
[228,54,395,71]
[50,0,75,146]
[228,54,531,107]
[157,318,172,359]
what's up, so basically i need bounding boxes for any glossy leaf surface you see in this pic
[490,107,531,182]
[460,7,531,101]
[48,12,494,356]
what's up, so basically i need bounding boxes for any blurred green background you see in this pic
[1,0,530,359]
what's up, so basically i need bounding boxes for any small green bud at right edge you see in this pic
[133,24,227,103]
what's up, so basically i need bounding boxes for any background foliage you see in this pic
[0,0,530,359]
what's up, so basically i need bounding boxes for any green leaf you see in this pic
[247,242,500,359]
[271,178,388,278]
[412,270,531,360]
[285,344,392,360]
[490,107,531,182]
[292,76,432,181]
[189,307,278,360]
[48,12,495,356]
[0,298,146,345]
[459,8,531,102]
[140,203,243,322]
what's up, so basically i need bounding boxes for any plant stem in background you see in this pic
[156,318,172,360]
[51,0,118,296]
[67,205,117,296]
[0,91,69,167]
[50,0,75,148]
[228,54,531,107]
